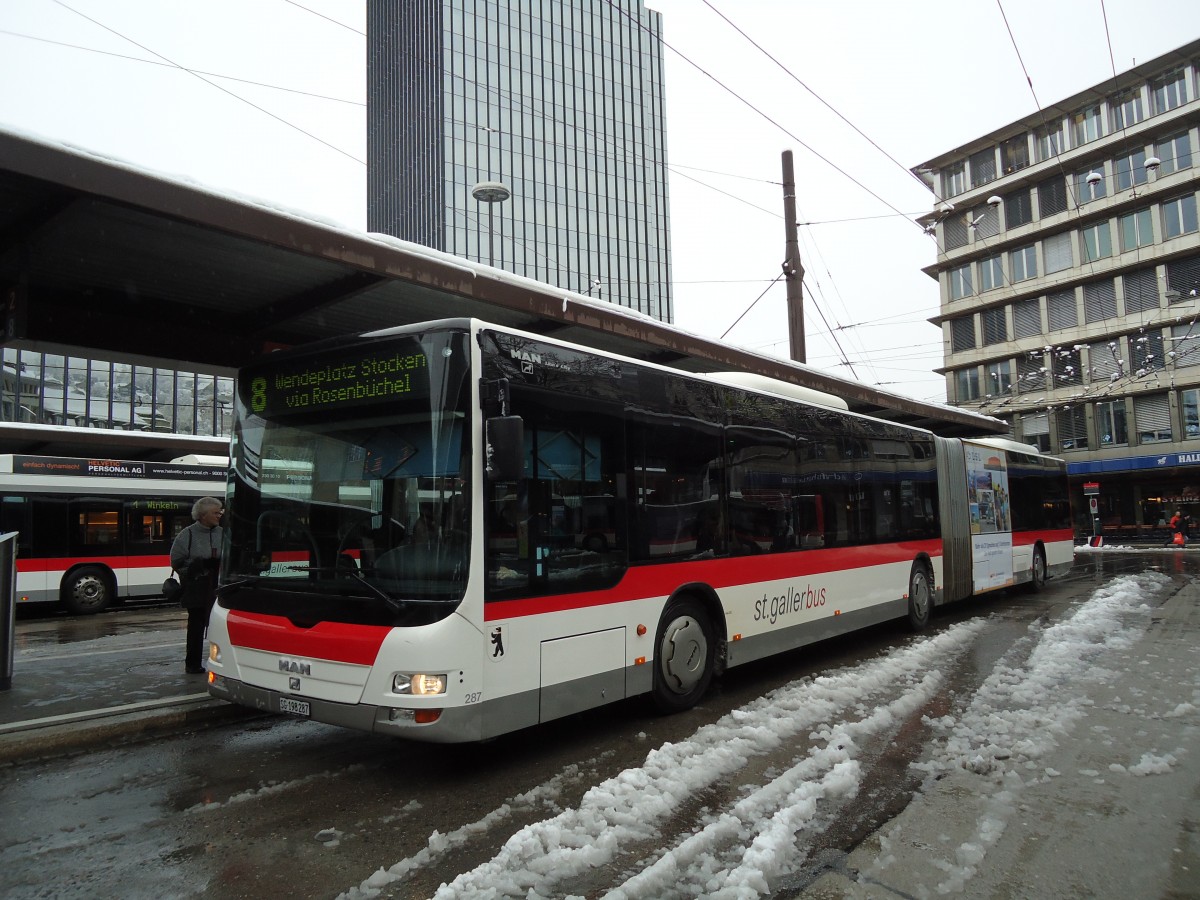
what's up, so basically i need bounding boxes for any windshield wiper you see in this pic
[288,565,403,612]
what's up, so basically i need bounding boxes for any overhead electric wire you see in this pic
[601,0,925,233]
[701,0,929,193]
[0,28,364,106]
[52,0,364,165]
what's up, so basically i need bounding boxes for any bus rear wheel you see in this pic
[1024,546,1047,593]
[63,566,113,615]
[906,560,932,632]
[651,597,715,713]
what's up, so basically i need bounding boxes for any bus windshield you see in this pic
[222,329,472,624]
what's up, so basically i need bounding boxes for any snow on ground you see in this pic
[339,572,1176,899]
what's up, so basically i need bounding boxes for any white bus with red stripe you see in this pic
[0,454,227,614]
[205,319,1073,742]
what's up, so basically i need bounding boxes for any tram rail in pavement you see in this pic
[0,606,260,765]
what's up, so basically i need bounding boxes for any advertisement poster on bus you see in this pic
[964,442,1013,592]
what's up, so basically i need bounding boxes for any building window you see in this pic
[1005,190,1033,228]
[1017,353,1046,393]
[1108,88,1144,130]
[1171,321,1200,368]
[981,307,1008,346]
[1163,194,1198,240]
[1009,245,1037,282]
[990,360,1013,395]
[1057,406,1088,451]
[1035,121,1064,161]
[1156,132,1192,175]
[955,367,981,402]
[1020,412,1050,452]
[1084,279,1118,322]
[949,264,974,300]
[1001,135,1030,174]
[1115,149,1148,191]
[1037,176,1068,218]
[1054,347,1084,387]
[1134,393,1172,443]
[1043,231,1073,274]
[1132,330,1164,375]
[1013,298,1041,338]
[1182,389,1200,438]
[970,147,997,188]
[970,203,1000,239]
[944,211,969,251]
[1151,68,1188,114]
[1071,104,1102,146]
[1082,221,1113,262]
[942,162,966,198]
[1120,208,1154,250]
[1088,340,1124,383]
[1076,167,1107,203]
[950,316,976,352]
[1166,255,1200,301]
[1096,399,1128,446]
[1123,267,1160,313]
[1047,291,1078,330]
[979,254,1004,291]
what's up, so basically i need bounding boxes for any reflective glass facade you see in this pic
[367,0,672,321]
[2,348,233,436]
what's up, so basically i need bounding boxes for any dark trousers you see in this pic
[185,603,212,668]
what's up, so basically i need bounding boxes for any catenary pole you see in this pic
[781,150,806,363]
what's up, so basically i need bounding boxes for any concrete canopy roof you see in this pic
[0,127,1005,459]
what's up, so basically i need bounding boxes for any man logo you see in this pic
[279,658,312,676]
[289,677,301,691]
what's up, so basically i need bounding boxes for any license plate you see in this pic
[279,697,310,717]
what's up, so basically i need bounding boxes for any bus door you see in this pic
[0,495,48,602]
[125,498,193,594]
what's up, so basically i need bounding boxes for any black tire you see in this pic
[1024,546,1047,593]
[906,560,932,631]
[63,566,113,615]
[651,597,716,713]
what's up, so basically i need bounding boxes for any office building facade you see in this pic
[367,0,673,321]
[916,39,1200,537]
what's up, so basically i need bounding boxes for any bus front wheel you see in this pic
[651,597,715,713]
[63,566,113,615]
[906,561,932,632]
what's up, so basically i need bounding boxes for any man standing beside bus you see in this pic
[171,496,224,674]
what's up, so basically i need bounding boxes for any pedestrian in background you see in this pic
[1167,509,1186,547]
[170,496,224,674]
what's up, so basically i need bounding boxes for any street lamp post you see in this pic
[471,181,511,267]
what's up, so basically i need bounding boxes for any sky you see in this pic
[1,2,1199,405]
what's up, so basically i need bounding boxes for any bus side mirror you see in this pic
[485,415,524,482]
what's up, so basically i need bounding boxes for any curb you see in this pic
[0,697,266,766]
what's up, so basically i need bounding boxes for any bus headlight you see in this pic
[392,672,447,695]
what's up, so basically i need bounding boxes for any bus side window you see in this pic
[0,495,35,556]
[71,500,121,551]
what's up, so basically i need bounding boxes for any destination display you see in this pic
[244,342,430,419]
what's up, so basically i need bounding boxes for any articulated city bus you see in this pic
[0,454,228,614]
[205,318,1073,742]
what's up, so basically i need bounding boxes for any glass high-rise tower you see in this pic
[367,0,672,321]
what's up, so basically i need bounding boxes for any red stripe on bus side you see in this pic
[484,539,944,621]
[225,611,390,665]
[1012,528,1074,547]
[17,555,172,573]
